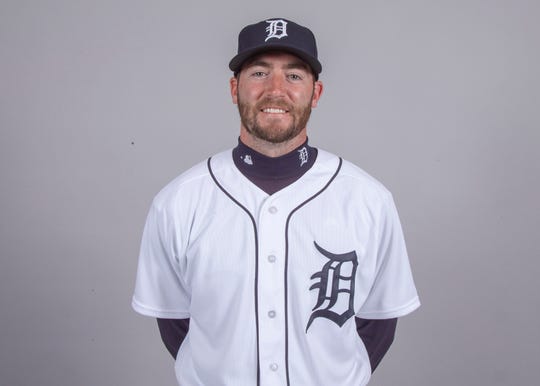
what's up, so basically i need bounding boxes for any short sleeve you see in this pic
[356,194,420,319]
[131,202,191,318]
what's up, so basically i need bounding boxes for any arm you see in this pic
[355,317,397,372]
[156,318,190,359]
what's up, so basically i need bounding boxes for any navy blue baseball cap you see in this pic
[229,18,322,76]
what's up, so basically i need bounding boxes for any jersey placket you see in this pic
[257,197,288,385]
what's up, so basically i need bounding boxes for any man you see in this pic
[132,18,420,386]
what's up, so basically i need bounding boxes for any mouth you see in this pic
[260,107,289,114]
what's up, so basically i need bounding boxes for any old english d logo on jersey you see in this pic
[306,242,358,332]
[265,19,288,41]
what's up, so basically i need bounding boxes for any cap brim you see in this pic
[229,44,322,75]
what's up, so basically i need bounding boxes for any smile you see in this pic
[261,108,288,114]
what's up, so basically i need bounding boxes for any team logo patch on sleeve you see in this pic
[306,242,358,332]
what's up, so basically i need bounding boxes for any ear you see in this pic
[230,76,238,104]
[311,80,323,108]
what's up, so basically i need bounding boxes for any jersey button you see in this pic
[268,206,278,214]
[269,363,279,371]
[268,310,276,318]
[267,255,276,263]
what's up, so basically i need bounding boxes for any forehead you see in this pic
[241,51,311,71]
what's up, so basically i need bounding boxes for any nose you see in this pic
[266,74,286,97]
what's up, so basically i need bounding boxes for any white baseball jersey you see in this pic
[132,148,420,386]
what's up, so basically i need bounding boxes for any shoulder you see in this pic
[316,148,393,202]
[151,149,232,212]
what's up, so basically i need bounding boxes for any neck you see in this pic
[239,129,307,158]
[232,138,318,194]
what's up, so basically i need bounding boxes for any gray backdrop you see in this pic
[1,1,539,385]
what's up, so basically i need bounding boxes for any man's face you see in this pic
[230,52,323,144]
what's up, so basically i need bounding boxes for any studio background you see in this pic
[1,1,538,385]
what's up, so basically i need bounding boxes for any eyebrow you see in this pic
[244,59,310,72]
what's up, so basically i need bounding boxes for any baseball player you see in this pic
[132,18,420,386]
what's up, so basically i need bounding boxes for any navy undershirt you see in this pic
[232,138,317,195]
[157,138,397,373]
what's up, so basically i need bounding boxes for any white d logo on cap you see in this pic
[265,19,288,42]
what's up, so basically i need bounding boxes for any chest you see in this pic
[180,186,380,321]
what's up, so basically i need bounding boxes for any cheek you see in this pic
[293,86,316,106]
[240,91,262,109]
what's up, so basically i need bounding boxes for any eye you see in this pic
[287,73,303,81]
[251,71,267,78]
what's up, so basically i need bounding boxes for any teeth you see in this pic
[263,108,286,114]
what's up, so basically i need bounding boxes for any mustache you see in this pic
[255,98,292,111]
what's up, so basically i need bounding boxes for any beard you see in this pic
[237,94,313,144]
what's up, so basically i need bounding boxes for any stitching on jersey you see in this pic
[283,157,343,385]
[207,157,261,386]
